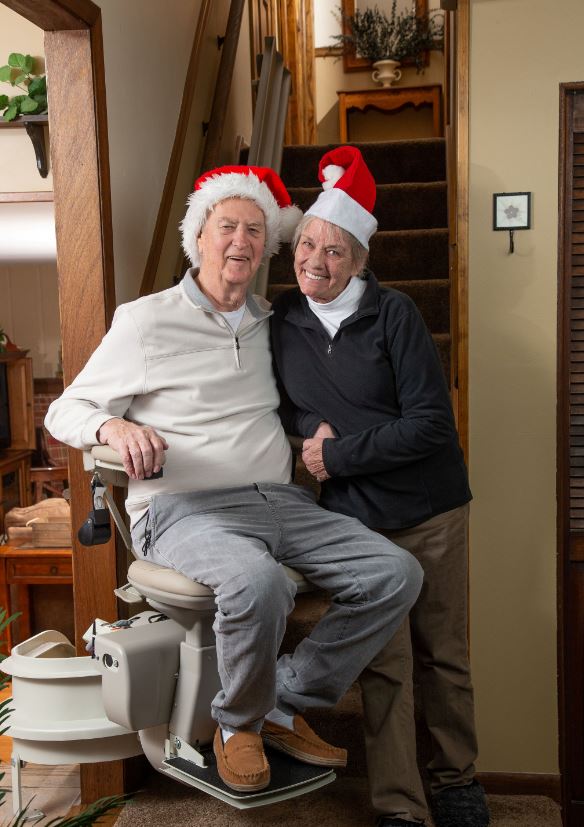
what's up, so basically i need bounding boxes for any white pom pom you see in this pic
[322,164,345,191]
[279,205,303,242]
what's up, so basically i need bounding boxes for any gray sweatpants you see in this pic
[131,483,422,732]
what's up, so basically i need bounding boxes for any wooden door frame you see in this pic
[1,0,125,803]
[450,0,469,457]
[557,81,584,827]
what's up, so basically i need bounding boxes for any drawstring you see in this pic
[142,510,151,556]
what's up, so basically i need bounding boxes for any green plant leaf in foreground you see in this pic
[3,104,18,121]
[0,66,11,83]
[8,54,32,74]
[19,97,38,114]
[28,76,46,96]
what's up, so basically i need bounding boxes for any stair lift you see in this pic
[73,445,336,808]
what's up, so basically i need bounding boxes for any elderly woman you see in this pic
[45,162,423,796]
[270,147,488,827]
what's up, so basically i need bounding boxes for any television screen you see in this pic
[0,363,10,452]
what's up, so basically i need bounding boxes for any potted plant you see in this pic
[335,2,444,85]
[0,53,47,122]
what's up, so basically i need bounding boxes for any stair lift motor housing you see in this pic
[95,617,185,732]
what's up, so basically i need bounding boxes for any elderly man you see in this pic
[45,164,422,794]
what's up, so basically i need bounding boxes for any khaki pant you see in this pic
[359,503,478,823]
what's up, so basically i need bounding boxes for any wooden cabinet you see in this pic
[5,356,35,451]
[0,546,73,649]
[337,84,443,142]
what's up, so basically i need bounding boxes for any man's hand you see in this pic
[302,437,331,482]
[97,418,168,480]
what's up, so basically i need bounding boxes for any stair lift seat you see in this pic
[84,444,336,809]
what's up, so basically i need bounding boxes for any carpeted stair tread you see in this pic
[273,139,447,187]
[267,279,450,335]
[288,181,447,231]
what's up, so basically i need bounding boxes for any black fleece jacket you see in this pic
[270,274,471,530]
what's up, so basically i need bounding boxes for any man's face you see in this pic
[197,198,266,290]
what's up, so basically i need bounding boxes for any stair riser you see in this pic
[276,139,447,187]
[289,183,447,232]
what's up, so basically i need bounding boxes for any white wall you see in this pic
[468,0,580,774]
[0,261,61,376]
[0,7,59,377]
[96,0,205,304]
[0,7,51,191]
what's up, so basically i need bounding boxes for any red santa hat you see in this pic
[181,165,302,267]
[305,146,378,249]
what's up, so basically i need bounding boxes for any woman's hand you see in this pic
[302,437,331,482]
[97,418,168,480]
[312,421,336,440]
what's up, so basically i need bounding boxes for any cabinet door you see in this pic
[7,357,35,450]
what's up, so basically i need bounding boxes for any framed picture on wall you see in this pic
[493,192,532,231]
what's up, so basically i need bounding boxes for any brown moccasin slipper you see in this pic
[213,728,270,792]
[262,714,347,767]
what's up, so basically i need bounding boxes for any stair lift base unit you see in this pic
[1,629,142,816]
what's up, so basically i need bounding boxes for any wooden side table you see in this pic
[337,84,443,142]
[0,545,73,650]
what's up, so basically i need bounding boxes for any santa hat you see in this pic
[305,146,378,249]
[181,165,302,267]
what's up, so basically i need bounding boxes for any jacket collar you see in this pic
[283,272,381,330]
[181,269,271,320]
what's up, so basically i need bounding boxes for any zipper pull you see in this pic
[327,343,332,356]
[234,336,241,369]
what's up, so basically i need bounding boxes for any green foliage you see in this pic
[0,53,47,122]
[334,1,444,70]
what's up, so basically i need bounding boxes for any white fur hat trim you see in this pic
[180,171,302,268]
[306,188,378,250]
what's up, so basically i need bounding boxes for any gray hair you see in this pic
[292,215,369,277]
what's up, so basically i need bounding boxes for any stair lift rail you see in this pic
[247,36,292,298]
[81,445,336,809]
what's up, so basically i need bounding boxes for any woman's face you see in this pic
[294,218,359,304]
[197,197,266,291]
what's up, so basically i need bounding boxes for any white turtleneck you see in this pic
[306,276,367,338]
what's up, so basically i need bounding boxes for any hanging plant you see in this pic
[0,53,47,122]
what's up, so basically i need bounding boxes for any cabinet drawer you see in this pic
[7,558,72,580]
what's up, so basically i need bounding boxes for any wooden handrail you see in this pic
[138,0,213,297]
[442,0,469,460]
